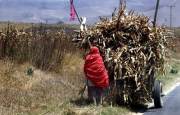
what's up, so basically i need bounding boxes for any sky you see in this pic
[0,0,179,27]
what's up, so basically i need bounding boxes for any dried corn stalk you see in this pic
[73,2,168,105]
[0,25,73,71]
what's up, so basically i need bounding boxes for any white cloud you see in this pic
[0,0,179,26]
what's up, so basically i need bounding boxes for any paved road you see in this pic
[144,85,180,115]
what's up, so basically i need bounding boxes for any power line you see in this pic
[140,1,176,28]
[144,5,167,12]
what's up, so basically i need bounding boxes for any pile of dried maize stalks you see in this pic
[74,3,168,105]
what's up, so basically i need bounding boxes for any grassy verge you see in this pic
[158,59,180,92]
[0,54,132,115]
[0,53,84,115]
[64,105,130,115]
[0,52,179,115]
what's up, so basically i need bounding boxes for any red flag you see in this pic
[70,0,76,21]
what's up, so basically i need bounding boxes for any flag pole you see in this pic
[71,0,81,23]
[74,6,81,23]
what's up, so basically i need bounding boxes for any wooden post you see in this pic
[153,0,160,27]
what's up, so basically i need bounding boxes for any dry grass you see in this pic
[0,53,131,115]
[0,53,84,114]
[0,24,86,114]
[0,24,78,71]
[0,22,32,30]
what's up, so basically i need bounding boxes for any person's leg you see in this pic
[95,87,104,105]
[88,86,97,105]
[87,86,93,101]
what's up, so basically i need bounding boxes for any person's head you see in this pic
[89,46,100,54]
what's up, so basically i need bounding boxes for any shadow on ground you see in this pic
[70,97,94,107]
[71,97,151,114]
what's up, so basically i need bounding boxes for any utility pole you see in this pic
[169,5,175,29]
[153,0,160,27]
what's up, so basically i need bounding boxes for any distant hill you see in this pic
[0,21,79,36]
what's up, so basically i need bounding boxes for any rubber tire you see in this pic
[153,80,163,108]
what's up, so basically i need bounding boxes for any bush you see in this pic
[170,68,178,74]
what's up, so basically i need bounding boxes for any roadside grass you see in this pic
[158,58,180,91]
[0,55,133,115]
[44,102,130,115]
[0,53,84,115]
[0,55,179,115]
[97,106,130,115]
[70,106,129,115]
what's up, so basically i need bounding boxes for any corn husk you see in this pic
[73,2,168,105]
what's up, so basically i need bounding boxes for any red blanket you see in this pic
[84,47,109,88]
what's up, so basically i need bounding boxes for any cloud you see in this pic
[0,0,179,26]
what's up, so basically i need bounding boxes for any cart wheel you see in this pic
[153,80,163,108]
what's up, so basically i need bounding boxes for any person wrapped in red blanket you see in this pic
[84,46,109,105]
